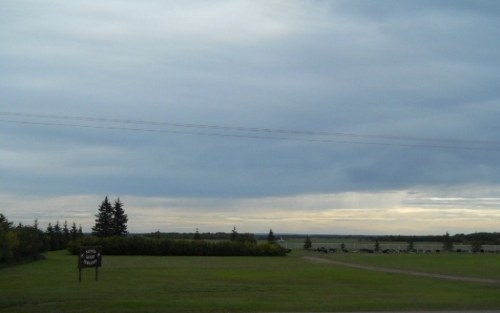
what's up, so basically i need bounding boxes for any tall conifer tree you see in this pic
[267,229,276,243]
[112,198,128,236]
[92,196,114,237]
[70,222,78,241]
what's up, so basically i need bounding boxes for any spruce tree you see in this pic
[267,229,276,244]
[443,232,454,252]
[194,228,201,240]
[407,240,415,252]
[54,221,64,249]
[303,235,312,250]
[46,222,57,250]
[70,222,78,241]
[471,239,483,253]
[92,196,115,237]
[230,226,238,241]
[62,220,70,246]
[0,215,12,262]
[112,198,128,236]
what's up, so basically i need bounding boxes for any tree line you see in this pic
[302,231,493,253]
[45,220,84,251]
[0,214,47,264]
[68,235,287,257]
[0,214,85,264]
[69,226,286,256]
[146,227,279,243]
[77,199,286,256]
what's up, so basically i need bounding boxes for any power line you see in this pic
[1,111,499,151]
[1,111,498,145]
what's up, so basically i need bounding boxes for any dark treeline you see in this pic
[67,235,287,256]
[1,214,47,264]
[45,220,84,251]
[368,233,500,245]
[1,213,86,265]
[146,231,233,240]
[455,233,500,245]
[279,233,500,245]
[146,230,258,242]
[70,226,286,257]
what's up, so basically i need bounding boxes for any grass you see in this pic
[315,250,500,280]
[1,250,500,312]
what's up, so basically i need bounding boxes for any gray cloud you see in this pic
[1,1,500,233]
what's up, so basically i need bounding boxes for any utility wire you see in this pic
[1,111,498,145]
[1,111,499,151]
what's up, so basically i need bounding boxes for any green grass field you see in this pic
[320,250,500,280]
[1,250,500,312]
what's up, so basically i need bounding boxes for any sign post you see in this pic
[78,246,102,282]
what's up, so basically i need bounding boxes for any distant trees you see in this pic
[45,220,83,251]
[471,239,483,253]
[303,235,312,250]
[442,232,454,252]
[407,240,415,252]
[68,224,290,257]
[193,228,201,240]
[229,226,256,243]
[92,196,128,237]
[230,226,238,241]
[267,229,276,244]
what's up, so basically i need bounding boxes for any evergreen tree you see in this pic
[442,232,454,252]
[0,214,12,262]
[471,239,483,253]
[267,229,276,244]
[303,235,312,250]
[92,196,115,237]
[46,222,57,250]
[374,240,380,252]
[112,198,128,236]
[194,228,201,240]
[62,220,70,246]
[54,221,62,250]
[70,222,78,241]
[78,224,83,238]
[407,240,415,252]
[230,226,238,241]
[0,214,12,228]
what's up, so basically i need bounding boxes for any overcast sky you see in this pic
[1,0,500,235]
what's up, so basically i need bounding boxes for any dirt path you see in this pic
[303,256,500,284]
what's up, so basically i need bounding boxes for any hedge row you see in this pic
[67,236,288,256]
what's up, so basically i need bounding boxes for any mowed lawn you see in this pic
[318,250,500,280]
[1,250,500,313]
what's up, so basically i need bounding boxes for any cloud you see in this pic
[1,1,500,234]
[3,186,500,234]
